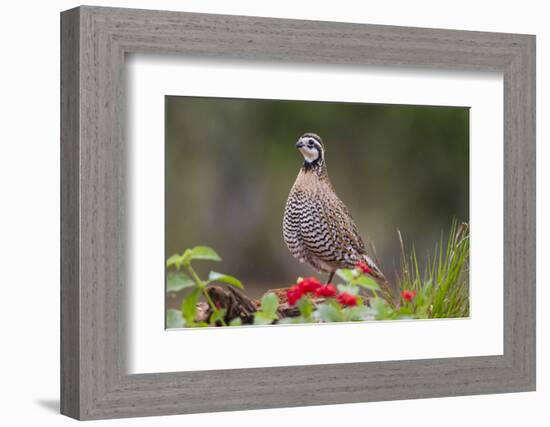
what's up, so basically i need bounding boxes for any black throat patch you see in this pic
[303,157,321,171]
[302,152,326,177]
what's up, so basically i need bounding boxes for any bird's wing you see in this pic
[332,199,386,280]
[331,196,367,257]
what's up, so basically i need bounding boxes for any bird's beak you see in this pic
[295,140,304,148]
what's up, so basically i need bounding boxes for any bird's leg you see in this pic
[326,271,335,285]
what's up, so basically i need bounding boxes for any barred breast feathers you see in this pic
[283,132,389,289]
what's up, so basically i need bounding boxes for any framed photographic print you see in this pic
[61,5,536,420]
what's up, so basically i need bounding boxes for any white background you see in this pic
[129,58,503,373]
[0,0,546,426]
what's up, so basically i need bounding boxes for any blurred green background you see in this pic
[166,96,469,299]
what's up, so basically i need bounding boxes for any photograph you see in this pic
[165,96,470,328]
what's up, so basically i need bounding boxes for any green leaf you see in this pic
[166,309,185,328]
[261,293,279,318]
[196,322,210,327]
[229,317,242,327]
[253,312,275,325]
[355,276,381,291]
[316,303,344,322]
[167,272,195,292]
[396,314,417,320]
[166,253,183,269]
[183,246,222,264]
[279,315,314,325]
[210,308,227,325]
[297,297,314,318]
[343,306,372,321]
[208,271,243,289]
[180,249,192,266]
[336,268,355,283]
[252,293,279,325]
[370,297,394,320]
[181,288,201,325]
[396,306,414,315]
[370,297,386,311]
[337,284,360,295]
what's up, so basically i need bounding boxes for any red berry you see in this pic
[297,277,322,294]
[315,284,338,298]
[337,292,358,306]
[287,285,303,306]
[401,289,417,302]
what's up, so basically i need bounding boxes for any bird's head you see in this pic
[295,133,324,165]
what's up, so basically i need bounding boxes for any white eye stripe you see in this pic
[301,138,321,149]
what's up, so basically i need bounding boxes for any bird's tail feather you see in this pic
[361,254,386,281]
[361,254,395,306]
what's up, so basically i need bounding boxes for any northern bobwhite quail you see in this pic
[283,132,386,285]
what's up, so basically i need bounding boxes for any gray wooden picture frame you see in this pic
[60,5,536,420]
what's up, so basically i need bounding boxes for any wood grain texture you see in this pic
[60,6,536,420]
[60,7,80,419]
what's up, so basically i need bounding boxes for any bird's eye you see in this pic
[308,139,315,148]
